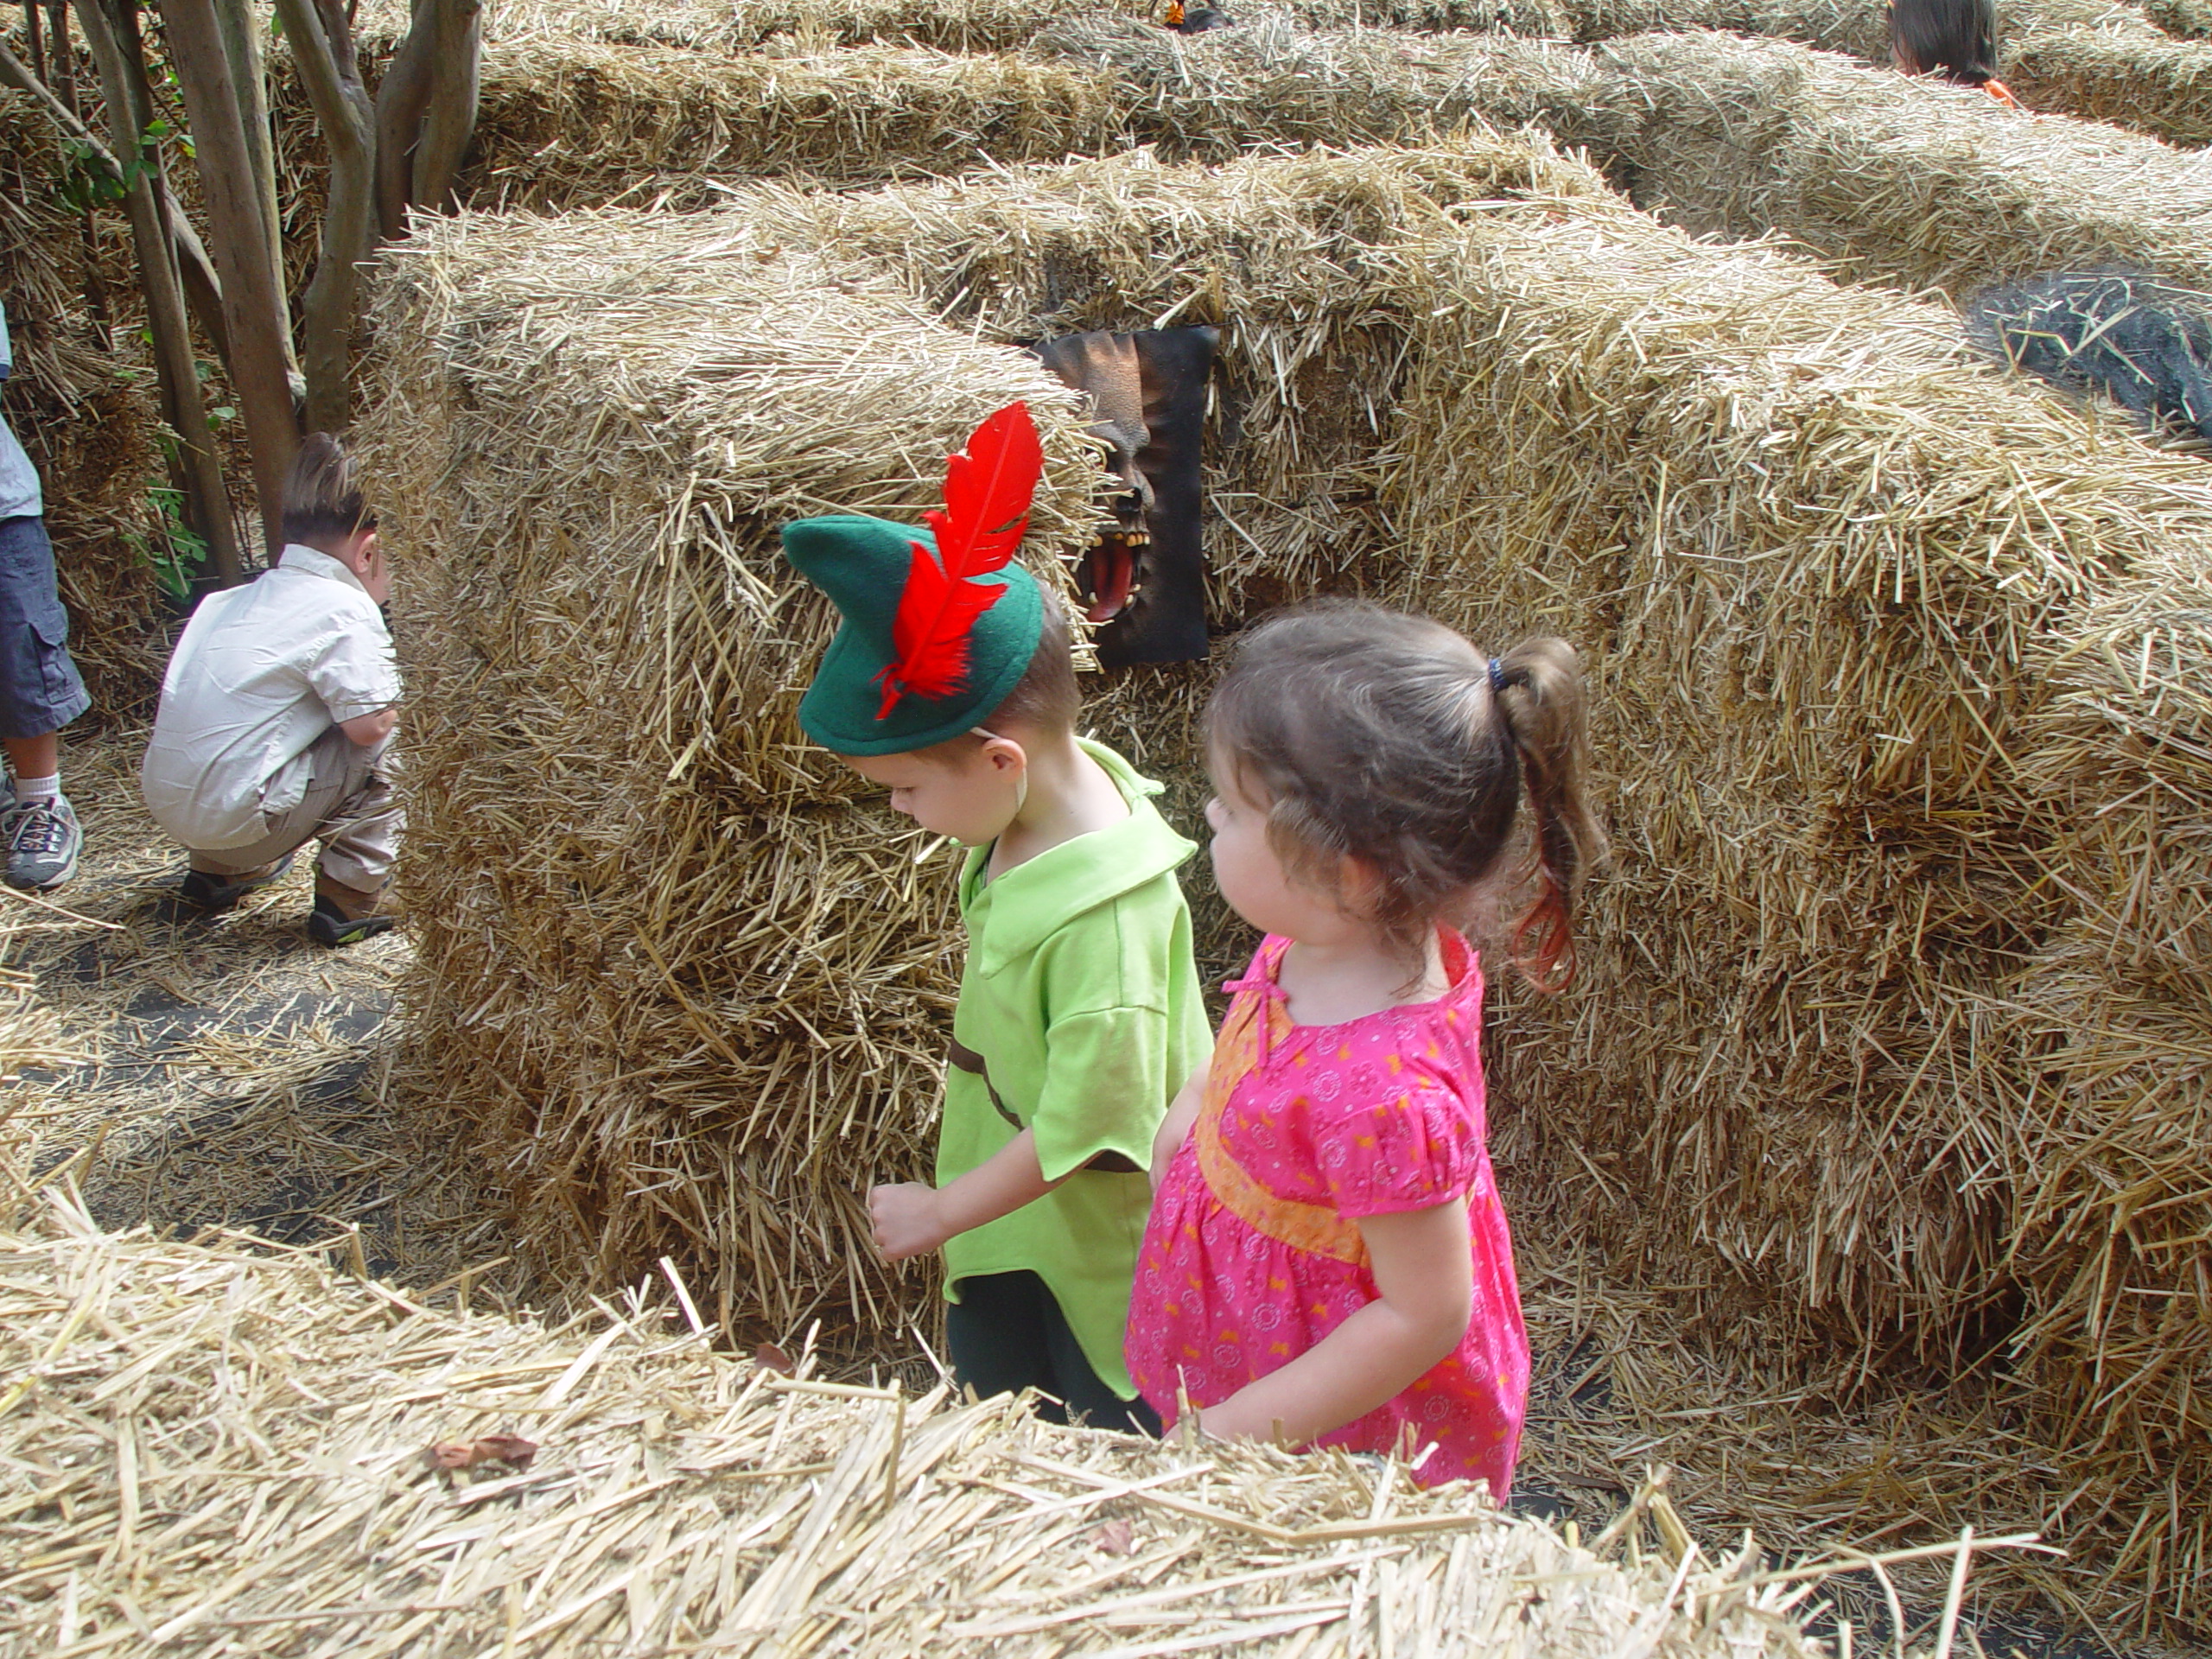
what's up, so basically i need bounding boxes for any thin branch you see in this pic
[0,35,120,175]
[23,0,46,82]
[271,0,373,429]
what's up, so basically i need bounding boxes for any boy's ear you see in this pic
[979,734,1027,775]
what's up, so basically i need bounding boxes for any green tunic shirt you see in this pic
[939,739,1212,1398]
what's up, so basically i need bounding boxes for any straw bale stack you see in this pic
[1038,10,1604,156]
[1991,553,2212,1622]
[355,230,1103,1344]
[1366,176,2212,1628]
[1371,179,2197,1353]
[0,77,167,719]
[1560,0,2133,50]
[457,41,1116,206]
[1562,30,2212,298]
[2004,22,2212,148]
[0,1204,1837,1656]
[268,41,1119,215]
[2148,0,2212,35]
[348,0,1570,52]
[1555,0,2212,149]
[361,137,1605,1347]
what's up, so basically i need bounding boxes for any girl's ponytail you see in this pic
[1207,602,1605,993]
[1490,639,1605,993]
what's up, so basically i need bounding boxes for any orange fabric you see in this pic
[1192,983,1371,1268]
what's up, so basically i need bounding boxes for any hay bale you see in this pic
[2147,0,2212,35]
[464,42,1116,206]
[1038,9,1603,155]
[1370,174,2212,1630]
[0,1208,1833,1656]
[1562,29,2212,297]
[1560,0,2133,49]
[0,70,167,721]
[350,0,1568,52]
[1993,553,2212,1622]
[359,137,1602,1346]
[358,234,1101,1344]
[270,41,1118,215]
[2004,22,2212,149]
[1556,0,2212,150]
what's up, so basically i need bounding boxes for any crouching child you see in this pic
[784,402,1210,1433]
[140,434,402,945]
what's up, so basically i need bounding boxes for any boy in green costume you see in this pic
[783,403,1210,1431]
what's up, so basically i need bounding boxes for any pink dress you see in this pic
[1126,931,1529,1495]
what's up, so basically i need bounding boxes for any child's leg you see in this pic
[1039,1294,1163,1436]
[1,513,91,890]
[314,756,401,899]
[944,1272,1065,1419]
[187,728,360,880]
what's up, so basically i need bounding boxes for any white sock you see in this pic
[11,773,59,806]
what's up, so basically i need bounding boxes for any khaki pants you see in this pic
[189,726,401,893]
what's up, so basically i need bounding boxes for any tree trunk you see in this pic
[72,0,241,586]
[157,0,297,552]
[23,1,46,79]
[272,0,372,433]
[371,0,434,241]
[410,0,479,213]
[208,0,289,387]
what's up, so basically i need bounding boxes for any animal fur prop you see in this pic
[1967,271,2212,442]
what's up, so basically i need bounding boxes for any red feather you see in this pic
[924,402,1044,579]
[875,402,1044,717]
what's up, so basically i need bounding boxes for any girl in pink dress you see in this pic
[1128,601,1605,1497]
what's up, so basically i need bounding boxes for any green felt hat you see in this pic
[784,513,1045,755]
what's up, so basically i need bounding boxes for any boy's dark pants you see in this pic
[947,1270,1162,1435]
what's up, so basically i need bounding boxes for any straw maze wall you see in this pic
[363,115,2212,1636]
[9,0,2212,1635]
[7,0,2208,720]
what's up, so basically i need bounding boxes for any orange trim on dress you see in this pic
[1192,976,1371,1268]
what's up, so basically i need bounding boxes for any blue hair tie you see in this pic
[1487,658,1508,693]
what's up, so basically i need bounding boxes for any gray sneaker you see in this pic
[5,793,82,891]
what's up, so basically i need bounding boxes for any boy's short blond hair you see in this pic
[913,588,1079,760]
[281,433,377,550]
[986,586,1080,731]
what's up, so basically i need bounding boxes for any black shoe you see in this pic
[308,893,397,947]
[178,853,296,912]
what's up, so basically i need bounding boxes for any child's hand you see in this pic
[869,1182,950,1262]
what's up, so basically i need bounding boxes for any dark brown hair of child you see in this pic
[281,432,378,550]
[1206,600,1605,992]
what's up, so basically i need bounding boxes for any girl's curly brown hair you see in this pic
[1206,600,1605,992]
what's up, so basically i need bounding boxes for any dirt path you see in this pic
[4,722,502,1291]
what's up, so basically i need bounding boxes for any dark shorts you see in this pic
[946,1270,1162,1436]
[0,514,90,741]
